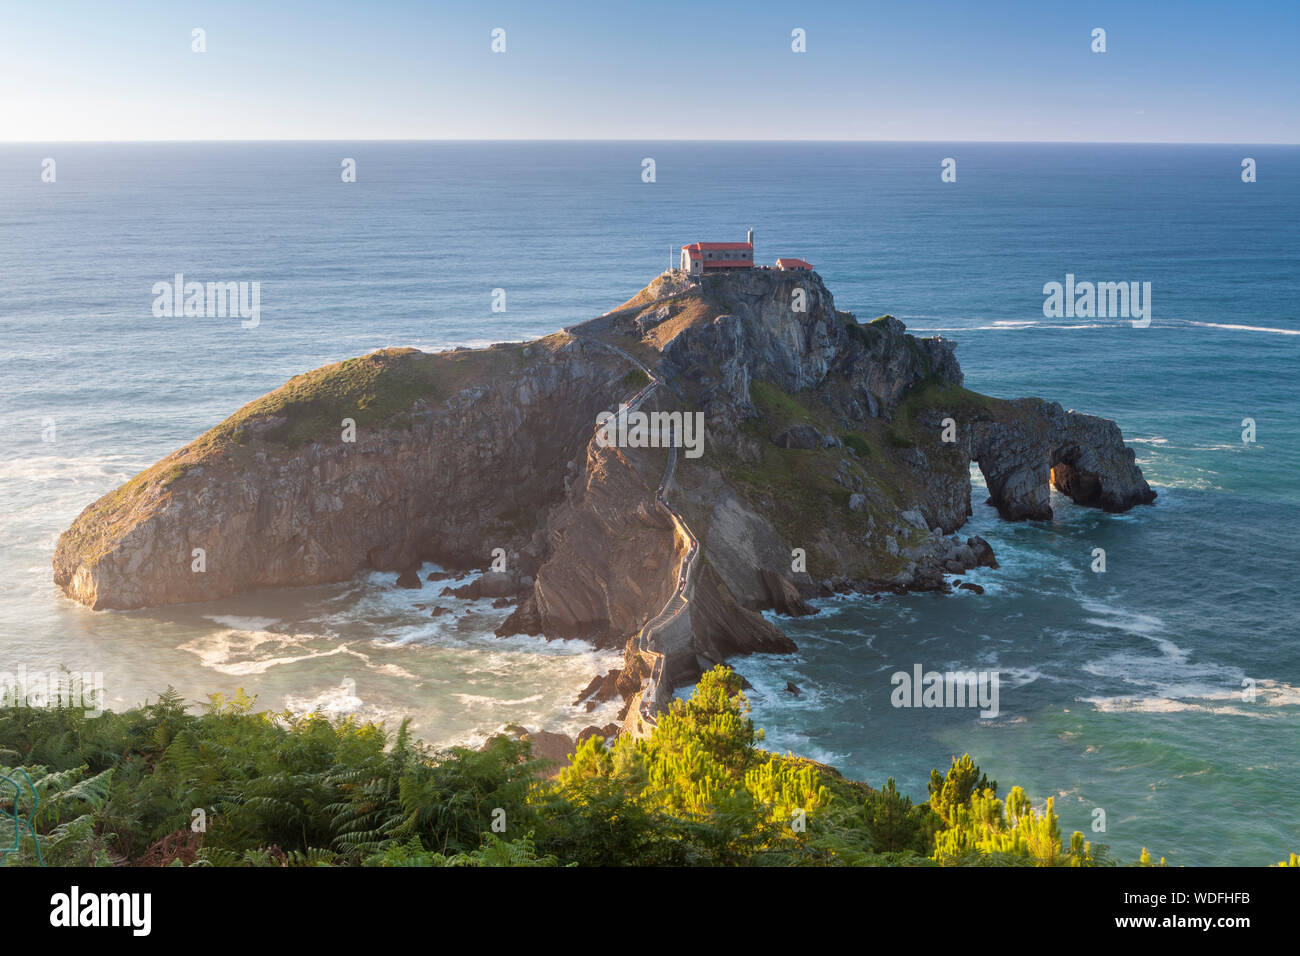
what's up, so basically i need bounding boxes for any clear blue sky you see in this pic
[2,0,1295,142]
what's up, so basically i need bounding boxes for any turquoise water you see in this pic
[1,142,1296,864]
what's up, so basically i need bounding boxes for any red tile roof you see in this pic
[776,258,813,269]
[682,241,753,259]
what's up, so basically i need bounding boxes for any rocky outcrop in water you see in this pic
[54,266,1155,719]
[970,403,1157,519]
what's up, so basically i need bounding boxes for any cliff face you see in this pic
[969,403,1156,520]
[53,338,629,609]
[527,437,682,646]
[605,271,1152,616]
[54,267,1154,709]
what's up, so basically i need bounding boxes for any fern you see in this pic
[0,764,115,866]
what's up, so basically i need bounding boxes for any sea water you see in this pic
[1,142,1296,864]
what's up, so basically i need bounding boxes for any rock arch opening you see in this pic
[971,438,1154,522]
[1049,446,1105,509]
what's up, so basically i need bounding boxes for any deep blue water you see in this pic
[1,142,1297,865]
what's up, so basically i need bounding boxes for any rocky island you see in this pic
[53,268,1155,737]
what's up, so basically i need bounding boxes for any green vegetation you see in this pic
[621,368,650,391]
[841,433,872,458]
[722,439,851,577]
[842,316,885,350]
[718,379,916,582]
[0,669,1237,867]
[899,380,1000,427]
[207,346,534,450]
[887,428,917,449]
[749,380,816,429]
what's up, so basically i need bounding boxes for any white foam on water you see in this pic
[367,624,458,650]
[1074,600,1300,716]
[1080,649,1236,696]
[977,537,1076,578]
[185,555,632,749]
[1150,474,1226,493]
[1079,695,1281,719]
[1253,679,1300,707]
[202,614,281,631]
[333,645,421,682]
[906,320,1112,332]
[0,452,138,486]
[363,661,421,681]
[453,692,545,707]
[488,631,621,660]
[179,626,352,676]
[1069,594,1282,712]
[947,572,1010,596]
[757,735,851,769]
[796,597,857,620]
[282,682,392,723]
[735,665,853,763]
[1079,597,1178,645]
[996,665,1055,688]
[1185,320,1300,336]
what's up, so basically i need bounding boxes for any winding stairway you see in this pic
[582,338,701,737]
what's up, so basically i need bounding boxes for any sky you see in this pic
[1,0,1296,142]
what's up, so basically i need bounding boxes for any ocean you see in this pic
[1,141,1296,865]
